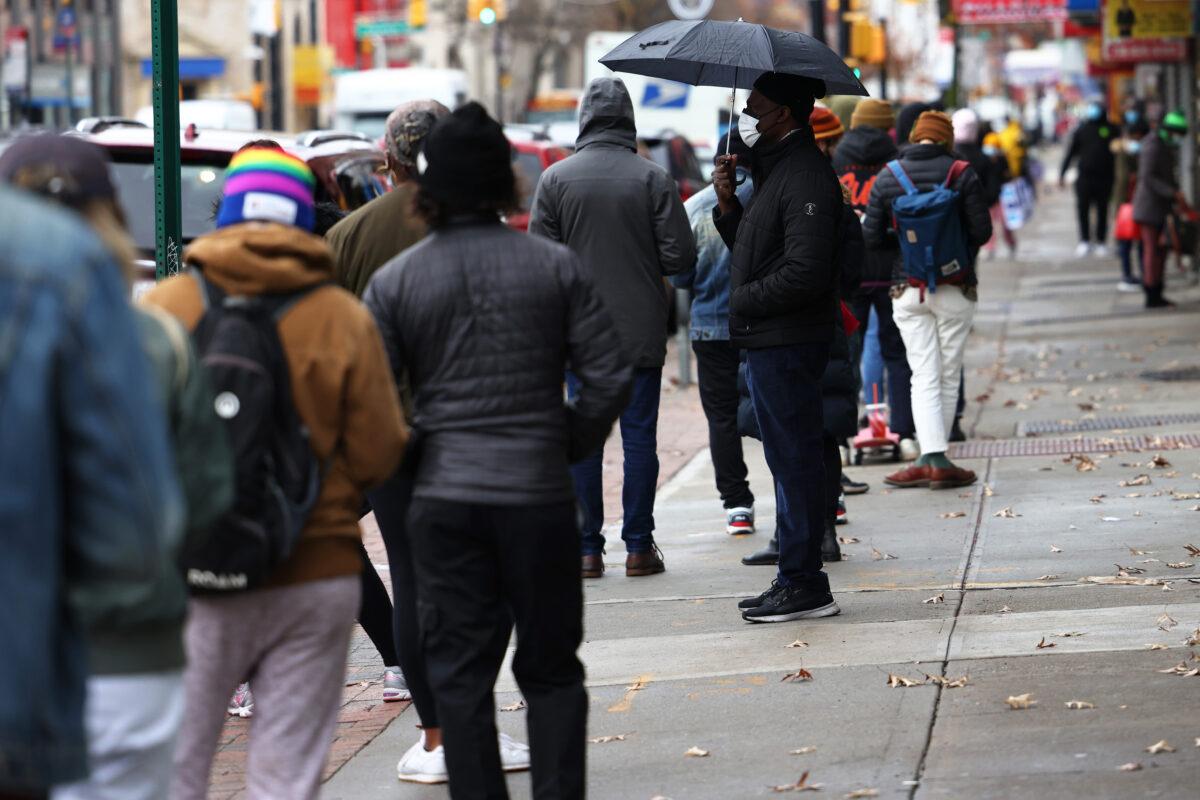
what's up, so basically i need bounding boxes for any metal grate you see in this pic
[948,433,1200,459]
[1017,412,1200,437]
[1141,366,1200,382]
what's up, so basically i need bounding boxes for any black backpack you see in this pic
[183,271,322,593]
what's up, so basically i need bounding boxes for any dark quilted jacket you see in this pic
[862,143,993,285]
[363,217,632,506]
[714,128,843,349]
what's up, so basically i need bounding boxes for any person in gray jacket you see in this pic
[1132,109,1193,308]
[530,76,696,580]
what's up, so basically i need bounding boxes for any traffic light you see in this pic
[408,0,427,29]
[467,0,505,24]
[849,20,886,65]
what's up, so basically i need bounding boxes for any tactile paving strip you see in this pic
[948,433,1200,459]
[1017,412,1200,437]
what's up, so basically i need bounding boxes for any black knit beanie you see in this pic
[417,102,513,208]
[753,73,825,123]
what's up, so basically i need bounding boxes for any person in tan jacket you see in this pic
[142,148,407,800]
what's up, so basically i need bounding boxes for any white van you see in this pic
[135,99,258,132]
[333,68,469,139]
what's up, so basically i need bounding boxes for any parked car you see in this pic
[638,132,707,201]
[77,122,391,294]
[507,137,570,231]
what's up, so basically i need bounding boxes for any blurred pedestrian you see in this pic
[1133,109,1194,308]
[981,132,1017,258]
[1060,99,1118,257]
[530,77,696,580]
[364,102,630,800]
[1,134,235,800]
[863,111,992,490]
[997,117,1028,182]
[896,102,933,147]
[326,100,448,296]
[827,95,861,133]
[836,98,918,461]
[672,129,759,536]
[811,106,845,157]
[144,148,408,800]
[712,72,843,624]
[1113,114,1149,291]
[0,184,183,798]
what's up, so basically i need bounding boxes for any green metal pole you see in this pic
[151,0,181,280]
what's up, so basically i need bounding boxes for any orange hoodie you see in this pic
[141,222,408,586]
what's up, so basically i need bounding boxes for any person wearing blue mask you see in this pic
[1060,99,1119,258]
[1132,109,1195,308]
[1113,113,1150,292]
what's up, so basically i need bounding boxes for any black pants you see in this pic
[849,287,915,438]
[357,542,398,666]
[367,472,439,728]
[1076,183,1112,243]
[408,498,587,800]
[693,339,754,509]
[822,431,841,525]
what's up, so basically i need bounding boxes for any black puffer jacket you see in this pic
[714,128,843,349]
[955,143,999,206]
[363,216,632,506]
[862,144,993,285]
[833,126,898,286]
[1060,117,1118,190]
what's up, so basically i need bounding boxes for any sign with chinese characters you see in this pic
[1102,0,1191,63]
[954,0,1067,25]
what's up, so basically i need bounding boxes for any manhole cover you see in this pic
[948,432,1200,459]
[1141,366,1200,382]
[1017,412,1200,436]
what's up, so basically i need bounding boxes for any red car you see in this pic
[507,138,570,231]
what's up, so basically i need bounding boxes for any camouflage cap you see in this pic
[385,100,451,170]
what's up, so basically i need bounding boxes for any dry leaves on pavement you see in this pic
[1145,643,1169,650]
[626,679,647,692]
[1089,495,1106,504]
[1066,454,1098,472]
[1053,631,1086,638]
[1119,762,1143,772]
[845,788,879,798]
[790,746,817,755]
[925,674,969,688]
[499,700,526,712]
[1064,700,1095,710]
[782,669,814,683]
[887,674,924,688]
[838,536,860,544]
[1145,740,1175,754]
[1120,475,1151,487]
[983,484,995,497]
[589,734,627,744]
[1166,562,1195,569]
[771,771,823,793]
[999,605,1013,613]
[684,746,710,758]
[1037,574,1060,581]
[1184,544,1200,557]
[786,640,809,649]
[1080,575,1166,586]
[1184,629,1200,646]
[923,593,945,604]
[940,511,967,519]
[1149,454,1172,468]
[1050,545,1063,553]
[1005,693,1036,709]
[1157,661,1200,677]
[1157,612,1178,632]
[870,547,897,561]
[994,506,1020,518]
[1036,637,1056,649]
[1127,545,1152,555]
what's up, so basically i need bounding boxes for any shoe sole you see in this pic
[581,570,603,579]
[398,773,450,785]
[726,526,755,535]
[382,691,412,703]
[626,566,666,577]
[741,556,778,566]
[742,601,841,623]
[884,478,930,488]
[930,477,977,490]
[502,763,531,773]
[842,486,869,495]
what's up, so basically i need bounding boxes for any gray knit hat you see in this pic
[384,100,451,170]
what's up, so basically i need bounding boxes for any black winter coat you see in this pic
[714,128,842,349]
[833,126,898,286]
[1060,118,1118,190]
[862,144,993,285]
[955,143,1000,206]
[363,216,632,506]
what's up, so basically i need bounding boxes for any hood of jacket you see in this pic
[183,222,334,295]
[896,102,933,145]
[576,77,637,151]
[835,126,898,167]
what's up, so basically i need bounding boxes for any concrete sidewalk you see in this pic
[323,183,1200,799]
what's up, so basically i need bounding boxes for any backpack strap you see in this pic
[886,160,918,196]
[944,160,970,188]
[190,268,225,310]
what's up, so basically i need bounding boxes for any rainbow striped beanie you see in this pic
[216,148,316,231]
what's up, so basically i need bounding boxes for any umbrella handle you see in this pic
[726,67,736,157]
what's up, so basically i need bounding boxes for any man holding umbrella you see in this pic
[712,73,844,623]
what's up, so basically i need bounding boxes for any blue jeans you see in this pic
[569,367,662,556]
[860,307,884,406]
[746,343,830,588]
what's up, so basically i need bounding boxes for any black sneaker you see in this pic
[841,474,869,495]
[741,583,840,623]
[738,579,783,610]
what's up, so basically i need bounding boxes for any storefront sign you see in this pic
[954,0,1067,25]
[1102,0,1191,62]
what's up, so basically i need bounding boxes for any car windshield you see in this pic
[347,113,390,141]
[110,161,226,252]
[512,151,544,211]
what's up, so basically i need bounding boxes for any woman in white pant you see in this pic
[861,110,994,489]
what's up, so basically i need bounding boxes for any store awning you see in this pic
[140,57,225,80]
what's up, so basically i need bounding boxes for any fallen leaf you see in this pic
[1120,474,1152,487]
[994,506,1020,518]
[1149,454,1172,468]
[1158,612,1178,632]
[500,700,526,712]
[1185,544,1200,557]
[925,674,969,688]
[1037,574,1060,581]
[790,746,817,755]
[771,771,823,793]
[1053,631,1086,638]
[1101,516,1122,522]
[1167,562,1195,569]
[1005,693,1036,709]
[626,679,647,692]
[1184,629,1200,647]
[1089,495,1107,504]
[1145,740,1175,754]
[782,669,814,683]
[983,484,995,497]
[845,791,879,799]
[1064,700,1095,710]
[838,536,860,544]
[684,746,709,758]
[999,605,1013,613]
[589,734,627,744]
[923,593,945,604]
[1125,492,1144,498]
[1119,762,1143,772]
[1079,575,1166,586]
[1156,661,1196,675]
[1036,637,1056,649]
[1145,643,1169,650]
[1069,454,1098,472]
[786,640,810,649]
[1115,564,1147,576]
[1171,491,1200,500]
[870,547,897,561]
[886,673,925,688]
[1128,545,1151,555]
[940,511,967,519]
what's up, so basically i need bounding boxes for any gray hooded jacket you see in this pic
[530,77,696,369]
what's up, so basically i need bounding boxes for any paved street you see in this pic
[231,182,1200,799]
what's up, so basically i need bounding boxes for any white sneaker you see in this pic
[899,438,920,462]
[1074,242,1091,258]
[725,506,755,535]
[1117,280,1142,293]
[499,732,531,773]
[397,735,448,784]
[227,683,254,718]
[1093,243,1110,258]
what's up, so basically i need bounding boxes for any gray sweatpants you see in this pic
[171,575,360,800]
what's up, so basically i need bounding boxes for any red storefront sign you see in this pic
[1103,37,1187,61]
[954,0,1068,25]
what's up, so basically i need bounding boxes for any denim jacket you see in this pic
[0,188,182,792]
[672,169,754,340]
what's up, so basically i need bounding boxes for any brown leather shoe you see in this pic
[625,549,665,577]
[884,464,932,488]
[581,554,604,579]
[929,465,977,489]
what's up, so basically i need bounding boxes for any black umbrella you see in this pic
[600,19,868,153]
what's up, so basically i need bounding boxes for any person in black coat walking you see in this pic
[1060,100,1119,257]
[364,103,632,800]
[712,72,843,625]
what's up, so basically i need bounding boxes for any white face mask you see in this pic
[738,112,762,149]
